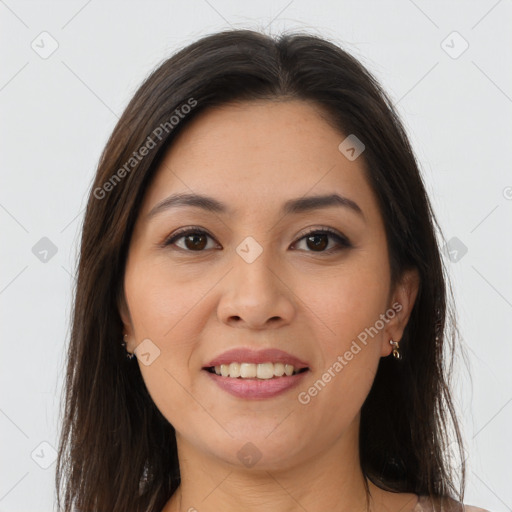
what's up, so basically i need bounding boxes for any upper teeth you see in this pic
[214,362,301,379]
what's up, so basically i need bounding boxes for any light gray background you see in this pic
[1,1,511,511]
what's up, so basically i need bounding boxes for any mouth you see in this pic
[203,363,310,379]
[203,347,311,379]
[203,363,310,399]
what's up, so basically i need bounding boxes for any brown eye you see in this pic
[305,233,329,251]
[292,228,352,253]
[182,232,208,251]
[163,227,351,254]
[164,229,216,251]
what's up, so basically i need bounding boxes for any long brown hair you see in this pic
[55,29,465,511]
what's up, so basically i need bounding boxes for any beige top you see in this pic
[414,495,491,512]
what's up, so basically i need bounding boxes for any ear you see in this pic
[380,268,420,357]
[117,286,134,351]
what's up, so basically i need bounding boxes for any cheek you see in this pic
[125,258,207,341]
[296,279,386,432]
[124,261,206,428]
[299,258,390,353]
[298,352,379,445]
[123,261,204,411]
[293,252,389,418]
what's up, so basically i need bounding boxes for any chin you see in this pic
[206,430,307,470]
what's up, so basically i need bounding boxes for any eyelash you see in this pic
[162,226,352,254]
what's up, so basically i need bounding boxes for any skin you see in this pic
[119,99,420,512]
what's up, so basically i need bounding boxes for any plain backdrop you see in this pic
[1,1,511,511]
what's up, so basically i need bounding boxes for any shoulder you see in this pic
[415,495,492,512]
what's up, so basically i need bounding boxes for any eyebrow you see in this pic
[147,192,364,220]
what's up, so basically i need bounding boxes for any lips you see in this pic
[205,368,308,399]
[203,347,310,370]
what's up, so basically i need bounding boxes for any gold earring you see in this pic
[122,334,135,360]
[389,339,401,360]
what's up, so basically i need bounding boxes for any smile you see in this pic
[206,362,308,379]
[203,365,310,399]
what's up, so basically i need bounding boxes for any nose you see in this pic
[217,250,296,330]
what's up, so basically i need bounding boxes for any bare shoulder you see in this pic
[416,495,492,512]
[461,506,493,512]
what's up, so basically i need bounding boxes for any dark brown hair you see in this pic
[55,29,465,511]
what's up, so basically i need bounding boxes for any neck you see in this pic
[164,422,377,512]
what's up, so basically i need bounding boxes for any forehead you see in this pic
[140,100,378,221]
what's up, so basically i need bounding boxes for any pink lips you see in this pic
[202,347,310,400]
[204,369,308,399]
[203,348,310,370]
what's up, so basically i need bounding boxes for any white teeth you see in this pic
[240,363,257,378]
[274,363,285,376]
[212,362,303,379]
[256,362,274,379]
[228,362,240,378]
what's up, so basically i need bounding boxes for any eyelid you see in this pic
[162,225,352,251]
[160,225,216,248]
[296,226,352,248]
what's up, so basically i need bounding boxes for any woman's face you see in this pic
[120,99,418,471]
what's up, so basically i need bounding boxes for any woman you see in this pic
[55,29,491,512]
